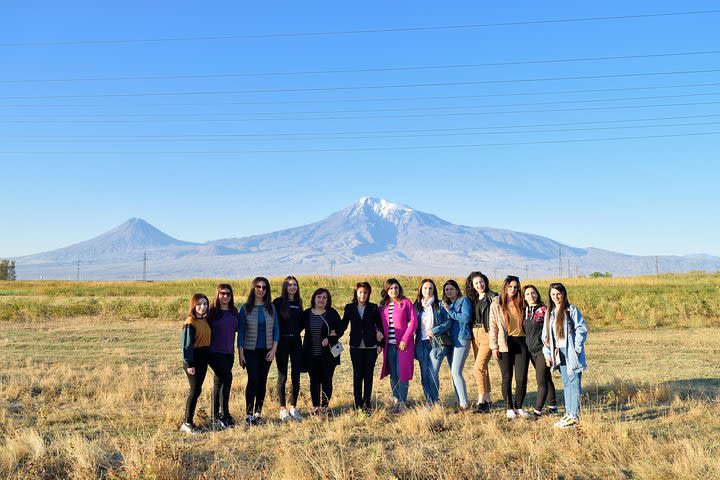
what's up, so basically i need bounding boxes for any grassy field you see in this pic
[0,274,719,479]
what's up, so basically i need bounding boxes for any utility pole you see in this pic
[330,259,335,283]
[567,259,571,278]
[142,250,147,282]
[76,259,80,281]
[494,268,498,281]
[655,256,659,275]
[524,264,529,280]
[575,266,580,278]
[558,246,562,278]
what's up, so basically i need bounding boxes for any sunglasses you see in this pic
[255,285,267,290]
[219,291,232,296]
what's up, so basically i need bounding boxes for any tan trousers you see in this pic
[472,327,493,399]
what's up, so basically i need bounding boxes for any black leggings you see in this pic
[350,347,378,409]
[529,349,557,411]
[276,335,302,407]
[497,336,530,410]
[308,355,336,408]
[183,347,209,424]
[208,352,234,418]
[244,348,272,416]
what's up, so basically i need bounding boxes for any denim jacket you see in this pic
[542,304,588,374]
[434,296,473,341]
[414,302,444,357]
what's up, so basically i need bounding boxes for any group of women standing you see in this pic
[180,274,587,433]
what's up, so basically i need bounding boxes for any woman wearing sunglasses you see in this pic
[208,283,239,429]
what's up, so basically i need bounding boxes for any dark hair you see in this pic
[415,278,439,312]
[352,282,372,304]
[279,275,302,319]
[465,271,490,303]
[499,275,522,321]
[188,293,209,319]
[522,284,544,308]
[210,283,238,318]
[379,278,405,307]
[546,282,569,340]
[244,277,273,315]
[441,279,462,304]
[310,288,332,310]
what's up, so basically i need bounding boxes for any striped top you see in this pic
[387,302,396,344]
[308,312,325,356]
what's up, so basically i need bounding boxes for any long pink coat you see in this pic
[379,297,418,382]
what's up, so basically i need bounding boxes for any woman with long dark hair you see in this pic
[413,279,442,407]
[489,275,530,419]
[429,279,473,410]
[340,282,383,413]
[207,283,239,429]
[542,283,587,428]
[272,276,304,421]
[301,288,342,414]
[522,284,557,417]
[180,293,211,434]
[379,278,418,413]
[237,277,279,426]
[465,271,498,414]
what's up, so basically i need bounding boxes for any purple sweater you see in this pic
[210,309,238,354]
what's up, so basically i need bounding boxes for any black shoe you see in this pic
[475,402,491,414]
[547,405,559,415]
[213,413,228,430]
[223,414,236,428]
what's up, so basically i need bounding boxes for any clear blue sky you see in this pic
[1,1,719,257]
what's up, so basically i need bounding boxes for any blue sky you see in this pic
[1,1,719,257]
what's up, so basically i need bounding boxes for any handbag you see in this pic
[330,341,344,357]
[437,332,453,346]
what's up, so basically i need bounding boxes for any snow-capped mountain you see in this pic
[13,198,720,280]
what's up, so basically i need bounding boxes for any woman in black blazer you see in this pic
[300,288,342,414]
[340,282,384,412]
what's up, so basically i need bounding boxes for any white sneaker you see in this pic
[554,413,578,428]
[279,408,291,421]
[506,409,517,420]
[289,407,303,421]
[515,408,530,418]
[179,422,199,434]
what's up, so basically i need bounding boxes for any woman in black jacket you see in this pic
[340,282,384,413]
[522,284,557,416]
[301,288,342,414]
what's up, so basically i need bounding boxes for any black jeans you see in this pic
[308,354,336,408]
[183,347,209,424]
[276,335,302,407]
[529,349,557,411]
[350,347,378,409]
[208,352,234,418]
[497,336,530,410]
[244,348,272,416]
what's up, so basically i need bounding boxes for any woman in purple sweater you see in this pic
[207,283,239,429]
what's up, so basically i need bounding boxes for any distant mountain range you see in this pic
[14,197,720,280]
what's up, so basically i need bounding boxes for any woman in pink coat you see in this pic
[379,278,418,413]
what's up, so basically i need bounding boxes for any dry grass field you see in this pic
[0,274,719,479]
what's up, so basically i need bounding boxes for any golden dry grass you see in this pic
[0,309,719,479]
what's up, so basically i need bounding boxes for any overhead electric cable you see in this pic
[2,49,719,83]
[1,68,719,100]
[2,9,718,47]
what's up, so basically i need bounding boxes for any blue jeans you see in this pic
[558,349,582,417]
[417,339,439,403]
[430,337,471,407]
[386,343,408,403]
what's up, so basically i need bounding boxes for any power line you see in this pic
[4,82,720,108]
[2,68,719,100]
[2,9,719,47]
[4,113,718,139]
[2,100,718,123]
[3,92,720,117]
[5,120,719,143]
[3,49,720,83]
[3,131,719,154]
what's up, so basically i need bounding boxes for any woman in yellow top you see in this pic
[489,275,530,420]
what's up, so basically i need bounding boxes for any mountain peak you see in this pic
[354,197,414,220]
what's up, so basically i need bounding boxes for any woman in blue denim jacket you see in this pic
[430,279,473,410]
[542,282,587,428]
[413,279,442,407]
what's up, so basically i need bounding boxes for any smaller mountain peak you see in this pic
[355,197,413,212]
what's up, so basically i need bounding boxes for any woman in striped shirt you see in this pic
[378,278,418,413]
